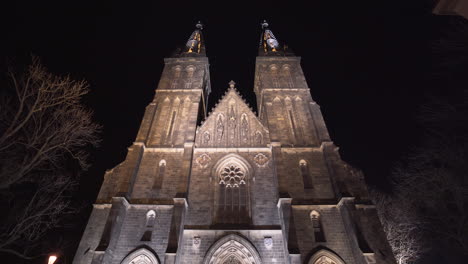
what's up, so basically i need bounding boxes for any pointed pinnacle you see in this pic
[196,21,203,30]
[261,20,269,29]
[229,80,236,88]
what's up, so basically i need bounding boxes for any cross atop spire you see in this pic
[259,20,293,56]
[195,21,203,30]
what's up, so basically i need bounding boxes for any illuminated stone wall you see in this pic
[73,31,396,264]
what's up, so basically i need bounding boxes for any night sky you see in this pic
[2,1,459,263]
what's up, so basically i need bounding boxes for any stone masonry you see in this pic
[72,21,396,264]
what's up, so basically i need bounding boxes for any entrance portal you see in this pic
[203,234,262,264]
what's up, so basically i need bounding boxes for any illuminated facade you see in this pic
[73,21,396,264]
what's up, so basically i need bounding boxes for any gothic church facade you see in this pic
[73,22,396,264]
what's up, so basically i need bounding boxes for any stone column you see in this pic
[278,196,300,264]
[165,198,187,264]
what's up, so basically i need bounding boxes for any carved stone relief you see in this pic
[219,164,245,187]
[255,131,263,145]
[216,115,224,141]
[241,114,249,142]
[203,235,262,264]
[315,256,334,264]
[196,88,269,148]
[203,131,210,144]
[264,237,273,249]
[196,153,211,169]
[254,153,269,167]
[193,235,201,248]
[228,105,236,144]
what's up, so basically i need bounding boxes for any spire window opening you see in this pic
[146,210,156,227]
[310,210,326,242]
[300,160,313,189]
[152,160,166,191]
[141,210,157,242]
[166,111,177,143]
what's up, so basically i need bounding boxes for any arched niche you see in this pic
[308,249,345,264]
[120,247,159,264]
[203,234,262,264]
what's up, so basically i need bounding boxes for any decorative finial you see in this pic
[196,21,203,30]
[261,20,269,29]
[229,80,236,88]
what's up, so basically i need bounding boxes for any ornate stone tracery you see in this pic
[196,153,211,169]
[308,249,345,264]
[196,87,270,148]
[214,155,252,224]
[254,153,269,167]
[240,114,249,142]
[219,164,245,187]
[216,115,224,141]
[121,248,159,264]
[203,234,262,264]
[203,131,211,144]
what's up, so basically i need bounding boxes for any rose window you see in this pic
[219,165,245,188]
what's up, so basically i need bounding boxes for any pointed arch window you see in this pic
[300,160,313,189]
[141,210,156,241]
[203,234,262,264]
[146,210,156,227]
[308,249,345,264]
[282,64,294,88]
[269,64,279,88]
[152,160,166,190]
[121,248,159,264]
[171,66,181,89]
[310,210,326,242]
[215,157,251,225]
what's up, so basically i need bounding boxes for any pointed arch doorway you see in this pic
[203,234,262,264]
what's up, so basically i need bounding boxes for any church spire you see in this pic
[174,21,206,57]
[258,20,293,56]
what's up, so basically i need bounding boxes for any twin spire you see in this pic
[177,21,205,56]
[175,20,293,57]
[259,20,294,56]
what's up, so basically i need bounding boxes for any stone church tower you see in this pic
[73,21,396,264]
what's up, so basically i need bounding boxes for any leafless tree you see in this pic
[0,57,100,259]
[375,91,468,263]
[372,190,426,264]
[392,93,468,255]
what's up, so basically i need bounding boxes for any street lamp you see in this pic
[48,255,57,264]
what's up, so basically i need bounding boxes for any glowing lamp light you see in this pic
[48,255,58,264]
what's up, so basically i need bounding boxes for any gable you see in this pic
[196,88,270,148]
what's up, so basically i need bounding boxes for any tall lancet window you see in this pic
[282,64,294,88]
[146,210,156,227]
[215,157,251,225]
[300,160,313,189]
[269,64,279,88]
[171,66,181,89]
[152,160,166,191]
[184,66,195,88]
[310,210,326,242]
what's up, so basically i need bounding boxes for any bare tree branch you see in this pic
[372,190,426,264]
[375,90,468,263]
[0,56,100,259]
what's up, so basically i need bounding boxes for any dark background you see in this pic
[2,1,464,263]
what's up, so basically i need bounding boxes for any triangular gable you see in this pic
[196,88,270,148]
